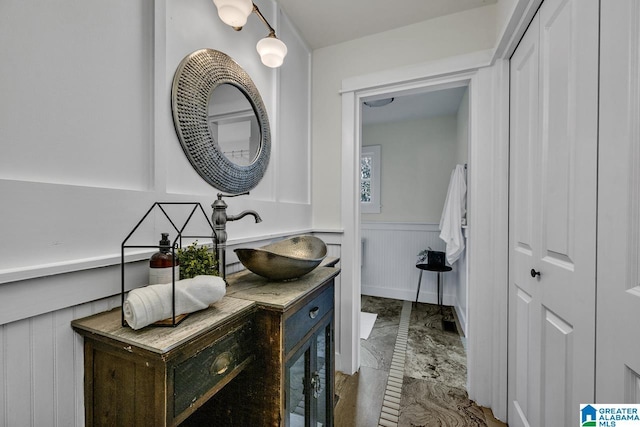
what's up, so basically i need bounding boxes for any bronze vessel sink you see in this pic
[234,236,327,281]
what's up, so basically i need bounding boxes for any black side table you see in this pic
[415,263,452,307]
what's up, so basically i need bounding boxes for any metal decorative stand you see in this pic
[120,202,215,327]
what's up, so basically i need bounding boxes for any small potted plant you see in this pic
[177,241,218,280]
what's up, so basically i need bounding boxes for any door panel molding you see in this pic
[509,0,597,425]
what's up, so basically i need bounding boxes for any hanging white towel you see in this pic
[123,275,226,330]
[439,164,467,264]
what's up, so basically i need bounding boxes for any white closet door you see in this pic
[509,12,542,426]
[508,0,599,425]
[596,0,640,402]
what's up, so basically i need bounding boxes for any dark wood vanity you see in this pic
[72,264,339,426]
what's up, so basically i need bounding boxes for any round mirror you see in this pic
[171,49,271,194]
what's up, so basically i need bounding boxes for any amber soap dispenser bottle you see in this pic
[149,233,180,285]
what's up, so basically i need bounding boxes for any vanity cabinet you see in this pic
[72,265,339,426]
[71,297,256,426]
[191,265,339,426]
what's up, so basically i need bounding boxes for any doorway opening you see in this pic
[357,83,472,406]
[358,85,470,335]
[339,59,510,421]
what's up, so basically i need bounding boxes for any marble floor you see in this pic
[334,296,507,427]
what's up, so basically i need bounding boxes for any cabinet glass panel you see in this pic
[315,325,327,426]
[287,348,308,427]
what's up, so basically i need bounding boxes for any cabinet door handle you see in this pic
[310,371,322,398]
[210,351,233,375]
[309,307,320,319]
[530,269,541,278]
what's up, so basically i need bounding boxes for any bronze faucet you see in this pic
[211,192,262,281]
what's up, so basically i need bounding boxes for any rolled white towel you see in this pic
[123,275,226,330]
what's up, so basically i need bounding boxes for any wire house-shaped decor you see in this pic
[121,202,215,327]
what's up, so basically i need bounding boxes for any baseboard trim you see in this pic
[454,302,467,336]
[361,285,457,306]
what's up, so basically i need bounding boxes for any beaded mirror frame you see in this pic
[171,49,271,194]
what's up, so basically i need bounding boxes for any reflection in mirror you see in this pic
[208,84,260,167]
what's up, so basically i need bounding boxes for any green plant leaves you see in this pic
[177,241,219,279]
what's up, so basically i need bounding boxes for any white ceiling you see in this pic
[274,1,490,121]
[361,86,468,125]
[275,0,496,50]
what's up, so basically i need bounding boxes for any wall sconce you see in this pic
[213,0,288,68]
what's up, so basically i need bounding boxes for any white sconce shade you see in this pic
[211,0,287,67]
[256,36,288,68]
[213,0,253,28]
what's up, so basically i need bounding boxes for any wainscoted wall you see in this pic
[0,232,341,426]
[0,0,324,424]
[361,222,467,333]
[0,295,120,427]
[454,229,469,333]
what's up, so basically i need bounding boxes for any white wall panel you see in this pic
[0,0,314,282]
[452,230,468,334]
[361,222,463,314]
[0,0,153,190]
[277,11,311,204]
[0,296,120,427]
[0,182,160,274]
[4,321,31,425]
[53,309,78,426]
[0,231,340,427]
[164,0,279,201]
[32,315,55,426]
[162,0,314,207]
[627,367,640,403]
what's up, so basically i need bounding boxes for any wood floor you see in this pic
[334,296,507,427]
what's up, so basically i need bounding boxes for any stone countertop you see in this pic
[225,265,340,311]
